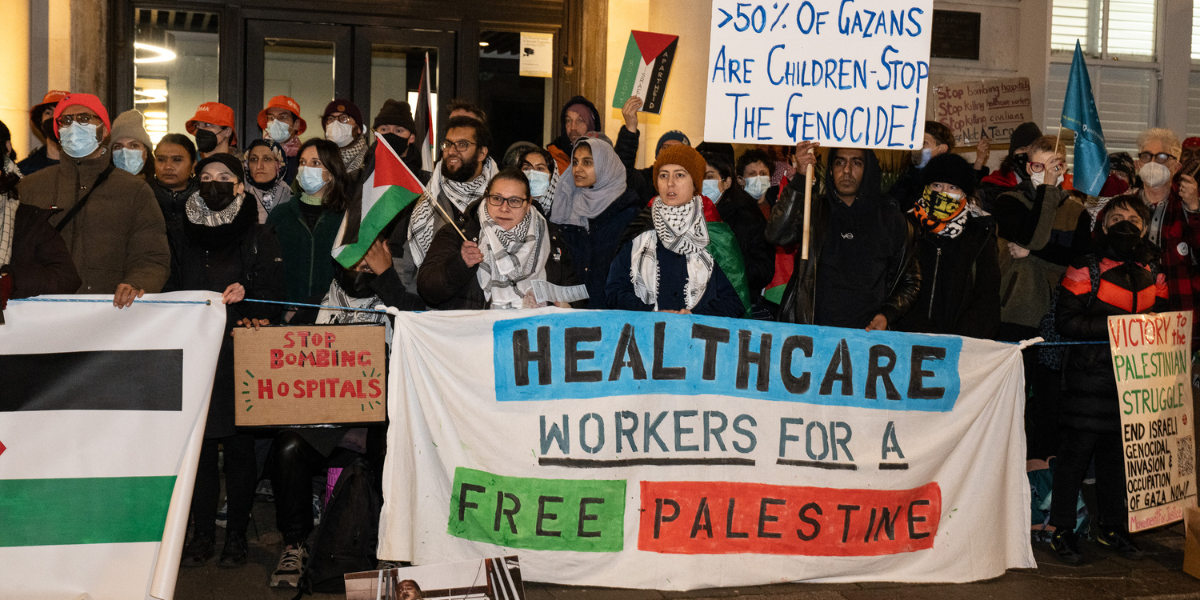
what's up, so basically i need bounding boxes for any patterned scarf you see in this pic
[476,201,550,310]
[281,135,302,158]
[316,279,392,342]
[406,157,499,266]
[533,161,561,215]
[0,157,22,267]
[913,188,968,238]
[185,191,245,227]
[340,134,369,173]
[630,196,713,310]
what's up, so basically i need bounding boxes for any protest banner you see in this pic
[345,556,524,600]
[0,292,226,600]
[377,309,1034,589]
[612,30,680,114]
[932,77,1032,146]
[1108,311,1198,532]
[233,325,387,426]
[703,0,934,149]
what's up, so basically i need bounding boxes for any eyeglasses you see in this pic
[440,139,477,153]
[1139,152,1176,164]
[486,194,529,208]
[325,114,354,125]
[57,113,101,127]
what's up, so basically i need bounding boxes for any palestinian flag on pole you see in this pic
[612,30,678,114]
[0,291,225,599]
[415,52,435,172]
[332,135,426,269]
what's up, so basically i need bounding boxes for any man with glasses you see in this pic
[258,95,305,184]
[321,99,369,176]
[17,93,169,306]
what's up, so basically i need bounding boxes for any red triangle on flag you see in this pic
[373,140,424,196]
[632,30,677,65]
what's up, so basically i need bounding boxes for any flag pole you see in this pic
[426,193,469,242]
[800,146,815,260]
[1053,127,1063,156]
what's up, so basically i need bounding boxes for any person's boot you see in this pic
[181,533,216,567]
[1050,529,1085,564]
[1097,526,1145,559]
[218,530,249,567]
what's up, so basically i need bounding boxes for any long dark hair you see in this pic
[483,166,532,200]
[299,138,351,212]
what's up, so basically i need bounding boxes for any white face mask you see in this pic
[702,178,723,203]
[525,169,551,197]
[325,121,354,147]
[1139,161,1172,189]
[59,122,100,159]
[297,166,328,194]
[913,148,932,169]
[265,120,292,142]
[1030,171,1064,187]
[743,175,770,200]
[112,147,144,175]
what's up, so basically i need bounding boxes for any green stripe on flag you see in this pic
[0,476,175,547]
[611,33,642,109]
[763,284,786,305]
[335,186,421,268]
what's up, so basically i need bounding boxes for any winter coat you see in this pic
[16,145,58,176]
[4,203,81,298]
[994,181,1084,328]
[555,187,644,310]
[266,193,344,303]
[892,214,1001,339]
[18,150,170,293]
[1056,247,1166,432]
[764,148,921,327]
[612,127,661,203]
[417,200,582,310]
[715,186,775,300]
[153,177,199,286]
[164,198,285,438]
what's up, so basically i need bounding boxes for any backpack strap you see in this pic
[55,164,115,233]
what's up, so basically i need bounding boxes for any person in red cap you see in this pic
[17,93,170,306]
[187,101,239,159]
[258,95,305,184]
[1182,136,1200,168]
[17,90,69,175]
[321,99,368,175]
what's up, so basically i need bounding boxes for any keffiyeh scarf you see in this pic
[185,192,245,227]
[630,196,713,310]
[0,157,21,267]
[316,279,392,342]
[534,162,561,215]
[340,134,369,173]
[476,201,550,310]
[407,157,499,266]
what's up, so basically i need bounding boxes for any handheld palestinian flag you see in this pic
[415,52,436,173]
[612,30,679,114]
[332,135,426,269]
[763,245,796,304]
[700,196,752,317]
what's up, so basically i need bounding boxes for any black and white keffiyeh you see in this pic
[316,279,392,342]
[477,201,550,309]
[185,191,245,227]
[630,196,714,310]
[534,161,561,215]
[406,157,498,266]
[340,134,370,173]
[0,157,21,267]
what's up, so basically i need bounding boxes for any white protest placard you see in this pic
[1109,311,1198,532]
[704,0,934,149]
[933,77,1032,146]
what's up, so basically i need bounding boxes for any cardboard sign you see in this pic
[233,325,387,426]
[932,77,1032,146]
[612,30,680,114]
[704,0,933,148]
[1108,311,1198,532]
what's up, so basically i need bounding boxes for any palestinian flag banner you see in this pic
[700,196,751,317]
[415,52,435,173]
[0,291,226,599]
[763,245,796,304]
[332,135,426,269]
[612,30,679,114]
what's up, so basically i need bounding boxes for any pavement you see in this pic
[175,492,1200,600]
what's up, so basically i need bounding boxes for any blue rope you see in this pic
[10,297,388,314]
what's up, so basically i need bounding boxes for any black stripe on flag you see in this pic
[0,350,183,412]
[642,38,678,114]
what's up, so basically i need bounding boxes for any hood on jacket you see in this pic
[823,147,884,208]
[551,96,602,150]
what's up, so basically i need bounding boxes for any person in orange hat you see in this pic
[187,102,239,159]
[17,90,69,175]
[258,95,305,184]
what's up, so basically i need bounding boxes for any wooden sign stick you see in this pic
[801,155,815,260]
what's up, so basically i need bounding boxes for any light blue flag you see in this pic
[1061,41,1110,196]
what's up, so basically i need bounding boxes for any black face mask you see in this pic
[198,181,237,212]
[40,118,57,142]
[381,133,410,157]
[338,268,377,299]
[1011,153,1030,178]
[1107,220,1144,259]
[195,129,219,153]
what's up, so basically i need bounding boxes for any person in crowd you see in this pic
[373,99,428,182]
[108,110,155,183]
[700,151,774,308]
[1049,195,1164,564]
[323,99,370,176]
[888,121,965,209]
[1182,136,1200,168]
[546,96,602,172]
[243,139,292,223]
[267,138,349,304]
[765,141,920,329]
[615,95,691,185]
[1108,151,1137,188]
[550,135,643,308]
[258,95,305,184]
[0,148,81,310]
[892,153,1000,338]
[978,122,1043,211]
[519,147,558,216]
[418,167,581,310]
[18,90,68,175]
[187,102,239,159]
[17,93,169,302]
[736,149,781,215]
[606,145,743,317]
[404,116,498,273]
[0,121,11,164]
[152,133,200,280]
[168,153,284,568]
[504,141,539,169]
[447,100,487,123]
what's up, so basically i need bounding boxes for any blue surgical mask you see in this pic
[112,147,144,175]
[526,169,551,197]
[913,148,932,169]
[297,166,328,194]
[265,120,292,142]
[743,175,769,200]
[59,122,100,159]
[702,178,723,203]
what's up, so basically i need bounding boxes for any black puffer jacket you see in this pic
[764,148,921,327]
[153,177,199,283]
[1056,241,1166,432]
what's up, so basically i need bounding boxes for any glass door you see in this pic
[353,27,456,139]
